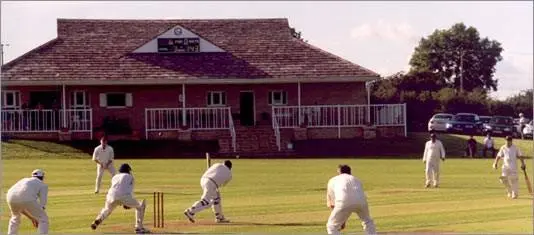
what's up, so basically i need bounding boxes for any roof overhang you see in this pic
[1,76,380,86]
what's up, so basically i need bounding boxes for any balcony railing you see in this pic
[1,109,93,134]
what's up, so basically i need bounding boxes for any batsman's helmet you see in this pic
[119,163,132,174]
[32,169,45,180]
[224,160,232,170]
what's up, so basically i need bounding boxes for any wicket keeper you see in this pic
[93,135,116,194]
[91,163,149,234]
[184,160,232,223]
[326,164,376,235]
[493,136,526,199]
[6,169,49,235]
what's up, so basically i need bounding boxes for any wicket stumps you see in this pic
[153,192,164,228]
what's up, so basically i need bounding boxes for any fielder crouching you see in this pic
[326,164,376,235]
[184,160,232,223]
[91,163,149,233]
[493,136,526,199]
[6,169,49,235]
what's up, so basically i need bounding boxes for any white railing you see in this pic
[145,107,236,148]
[145,107,231,131]
[271,104,407,144]
[60,109,93,133]
[2,109,60,132]
[228,112,237,152]
[272,112,282,151]
[272,104,406,128]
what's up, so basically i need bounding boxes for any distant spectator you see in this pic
[483,132,496,158]
[519,113,528,139]
[465,135,477,158]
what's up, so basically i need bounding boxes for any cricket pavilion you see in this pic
[1,18,406,156]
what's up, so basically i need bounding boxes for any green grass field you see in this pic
[1,134,533,234]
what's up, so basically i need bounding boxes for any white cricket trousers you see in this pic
[7,200,49,235]
[425,161,440,186]
[500,168,519,198]
[327,203,376,235]
[95,194,146,229]
[95,164,116,192]
[188,177,224,218]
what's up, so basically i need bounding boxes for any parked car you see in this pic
[483,116,515,136]
[446,113,482,134]
[478,116,492,133]
[513,118,531,137]
[428,113,454,132]
[522,120,533,138]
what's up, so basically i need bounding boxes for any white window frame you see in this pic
[71,90,90,109]
[268,90,288,106]
[2,91,21,109]
[207,91,226,107]
[100,92,133,109]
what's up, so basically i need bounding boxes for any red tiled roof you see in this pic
[1,18,380,83]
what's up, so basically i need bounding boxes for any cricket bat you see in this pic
[206,152,211,169]
[522,168,533,195]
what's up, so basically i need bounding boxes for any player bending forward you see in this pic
[6,169,49,235]
[184,160,232,223]
[326,164,376,235]
[493,136,526,199]
[91,163,149,234]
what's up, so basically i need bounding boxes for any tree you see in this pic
[505,89,533,118]
[409,23,503,92]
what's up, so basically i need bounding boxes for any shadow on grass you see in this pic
[218,221,322,227]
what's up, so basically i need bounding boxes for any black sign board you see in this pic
[157,38,201,53]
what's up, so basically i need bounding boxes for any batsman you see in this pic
[90,163,149,233]
[184,160,232,223]
[492,136,527,199]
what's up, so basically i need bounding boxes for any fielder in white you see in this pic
[184,160,232,223]
[422,133,446,188]
[93,135,116,194]
[6,169,49,235]
[493,136,526,199]
[326,164,376,235]
[91,163,149,234]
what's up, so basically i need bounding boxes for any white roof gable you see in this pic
[133,25,225,53]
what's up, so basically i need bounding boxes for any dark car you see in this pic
[484,116,515,136]
[478,116,492,133]
[446,113,481,134]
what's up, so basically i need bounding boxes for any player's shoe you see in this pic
[90,219,101,230]
[135,227,150,234]
[424,183,430,188]
[216,217,230,223]
[184,209,195,223]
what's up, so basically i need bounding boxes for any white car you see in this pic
[428,113,454,132]
[522,120,533,138]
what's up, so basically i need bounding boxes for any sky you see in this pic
[1,1,532,100]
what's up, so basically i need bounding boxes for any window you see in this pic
[99,93,132,108]
[71,91,89,108]
[207,91,226,106]
[268,91,288,105]
[2,91,20,109]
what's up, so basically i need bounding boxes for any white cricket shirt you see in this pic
[92,144,114,164]
[484,137,494,148]
[326,174,367,207]
[423,140,446,162]
[497,144,522,171]
[6,177,48,208]
[107,173,134,199]
[202,163,232,188]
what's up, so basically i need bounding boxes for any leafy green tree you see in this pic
[409,23,503,92]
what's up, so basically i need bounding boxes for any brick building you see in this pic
[1,18,406,155]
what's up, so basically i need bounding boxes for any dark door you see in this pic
[29,91,60,109]
[240,91,255,126]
